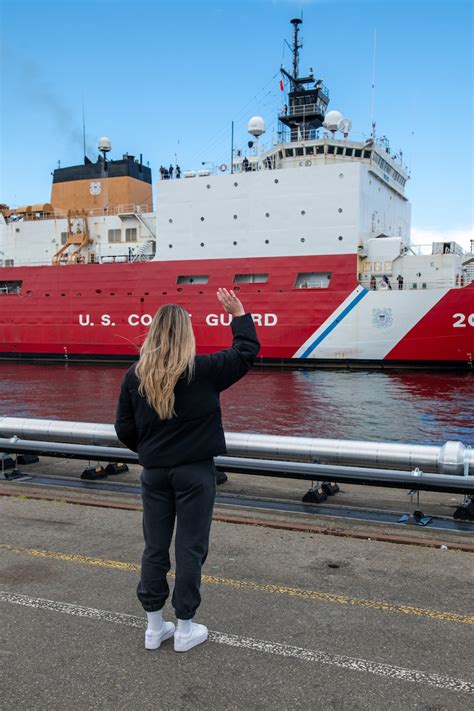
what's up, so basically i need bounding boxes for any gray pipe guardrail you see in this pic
[1,438,473,495]
[0,416,472,477]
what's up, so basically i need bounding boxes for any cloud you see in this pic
[411,226,473,252]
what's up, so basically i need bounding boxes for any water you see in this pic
[1,363,472,444]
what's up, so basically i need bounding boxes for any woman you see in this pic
[115,289,260,652]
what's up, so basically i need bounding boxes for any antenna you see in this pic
[371,29,377,138]
[82,98,86,159]
[290,18,302,80]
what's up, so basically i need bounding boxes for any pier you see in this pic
[1,417,474,708]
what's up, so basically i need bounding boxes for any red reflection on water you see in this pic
[0,363,473,444]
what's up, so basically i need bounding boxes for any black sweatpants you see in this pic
[137,458,216,619]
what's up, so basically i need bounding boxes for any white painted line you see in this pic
[1,591,473,694]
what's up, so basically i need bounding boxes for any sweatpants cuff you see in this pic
[141,603,166,612]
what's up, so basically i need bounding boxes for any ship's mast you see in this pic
[279,18,329,142]
[291,18,302,81]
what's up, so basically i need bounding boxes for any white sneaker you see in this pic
[174,622,208,652]
[145,621,175,650]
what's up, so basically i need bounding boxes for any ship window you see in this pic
[305,146,314,155]
[345,148,353,157]
[125,228,137,242]
[285,149,294,157]
[364,150,371,159]
[234,273,268,284]
[328,145,335,154]
[295,272,331,289]
[108,229,121,243]
[336,146,344,155]
[60,232,68,245]
[176,275,209,285]
[295,147,304,156]
[0,280,22,294]
[5,259,14,267]
[316,145,324,154]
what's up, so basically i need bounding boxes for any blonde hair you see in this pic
[136,304,195,419]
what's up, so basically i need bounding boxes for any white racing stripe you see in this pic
[1,590,473,694]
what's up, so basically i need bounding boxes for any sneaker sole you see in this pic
[174,630,208,652]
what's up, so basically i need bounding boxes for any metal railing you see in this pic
[1,418,472,491]
[358,275,469,291]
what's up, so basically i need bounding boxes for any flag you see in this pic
[279,79,284,92]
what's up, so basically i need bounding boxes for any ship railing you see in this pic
[280,102,326,118]
[359,275,470,290]
[4,204,153,223]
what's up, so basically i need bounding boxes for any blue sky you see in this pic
[1,0,472,248]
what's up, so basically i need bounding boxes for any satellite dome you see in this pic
[323,111,343,131]
[247,116,265,137]
[98,137,112,152]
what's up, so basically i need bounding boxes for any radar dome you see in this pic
[247,116,265,137]
[323,111,343,131]
[98,137,112,152]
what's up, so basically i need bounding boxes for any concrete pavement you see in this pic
[1,494,473,710]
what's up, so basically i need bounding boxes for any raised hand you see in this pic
[216,288,245,317]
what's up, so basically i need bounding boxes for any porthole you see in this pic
[168,244,173,248]
[233,241,238,246]
[233,215,238,220]
[265,212,270,218]
[206,184,211,189]
[177,287,183,293]
[76,293,82,297]
[96,289,101,294]
[61,293,65,296]
[140,297,144,303]
[168,218,173,223]
[300,238,305,243]
[144,292,149,295]
[274,179,279,184]
[265,239,270,244]
[339,173,344,179]
[127,292,132,296]
[338,235,343,241]
[200,242,205,247]
[338,208,343,213]
[234,286,240,291]
[110,292,115,296]
[162,291,168,295]
[234,182,238,187]
[45,293,50,297]
[301,210,306,215]
[200,217,205,222]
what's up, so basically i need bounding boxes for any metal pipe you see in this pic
[0,416,472,476]
[1,437,473,494]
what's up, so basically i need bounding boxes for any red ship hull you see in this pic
[0,256,473,367]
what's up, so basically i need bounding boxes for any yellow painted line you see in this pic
[1,543,472,625]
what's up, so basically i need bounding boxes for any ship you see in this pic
[1,18,473,368]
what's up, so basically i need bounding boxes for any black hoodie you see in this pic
[114,313,260,467]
